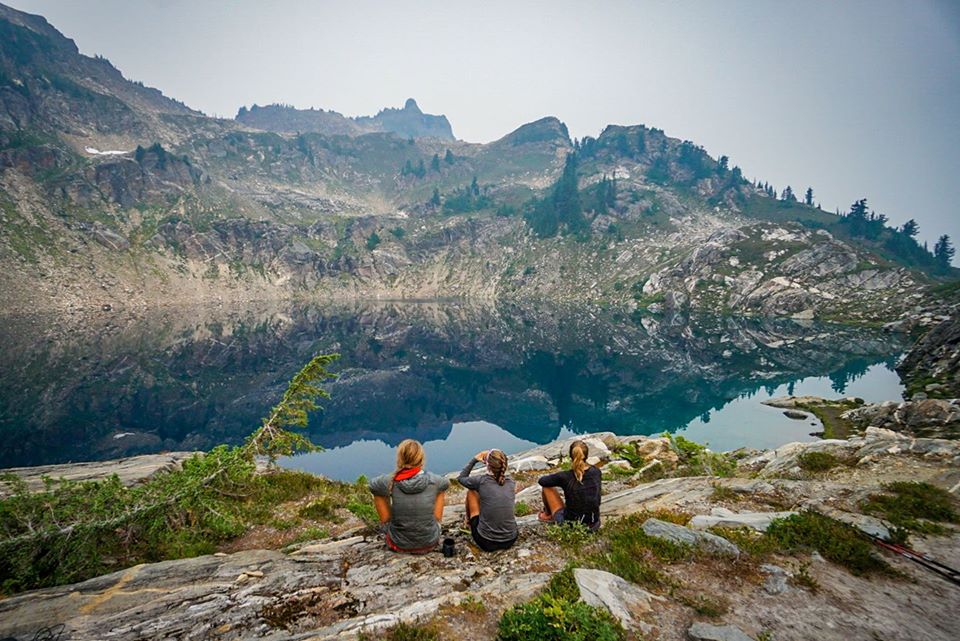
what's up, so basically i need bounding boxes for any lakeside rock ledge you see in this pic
[0,427,958,640]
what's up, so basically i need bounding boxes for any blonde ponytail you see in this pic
[390,439,425,492]
[570,440,589,483]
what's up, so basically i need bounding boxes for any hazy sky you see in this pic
[9,0,960,257]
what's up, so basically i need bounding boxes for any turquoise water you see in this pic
[0,302,906,478]
[288,361,903,480]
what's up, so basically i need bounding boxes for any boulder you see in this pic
[760,564,789,595]
[688,507,797,532]
[642,518,740,558]
[783,410,808,420]
[623,436,680,468]
[509,455,551,472]
[573,568,664,632]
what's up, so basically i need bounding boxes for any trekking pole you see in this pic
[864,532,960,588]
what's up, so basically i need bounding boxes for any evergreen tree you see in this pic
[846,198,869,236]
[718,155,729,173]
[444,149,455,164]
[415,159,426,178]
[781,185,796,202]
[804,187,814,206]
[934,235,955,271]
[431,153,440,172]
[429,188,441,208]
[901,219,919,237]
[470,176,480,196]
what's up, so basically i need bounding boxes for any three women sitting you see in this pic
[369,438,601,554]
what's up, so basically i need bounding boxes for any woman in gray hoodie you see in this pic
[458,449,518,551]
[369,439,449,553]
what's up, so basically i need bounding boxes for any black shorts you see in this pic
[469,516,517,552]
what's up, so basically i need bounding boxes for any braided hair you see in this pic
[486,449,508,485]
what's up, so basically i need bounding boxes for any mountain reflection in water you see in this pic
[0,301,905,478]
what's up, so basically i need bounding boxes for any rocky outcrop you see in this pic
[573,568,664,634]
[740,426,960,478]
[641,517,740,558]
[841,399,960,439]
[897,315,960,399]
[0,451,196,498]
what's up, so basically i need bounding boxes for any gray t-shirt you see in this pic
[458,459,518,543]
[369,470,449,550]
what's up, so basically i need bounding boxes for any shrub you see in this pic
[797,451,842,472]
[860,481,958,535]
[359,622,439,641]
[667,435,736,477]
[298,496,338,521]
[346,499,380,527]
[515,501,533,517]
[765,512,892,576]
[496,594,624,641]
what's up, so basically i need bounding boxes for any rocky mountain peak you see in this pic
[235,98,454,140]
[495,116,571,147]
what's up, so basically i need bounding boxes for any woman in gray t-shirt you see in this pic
[458,449,518,551]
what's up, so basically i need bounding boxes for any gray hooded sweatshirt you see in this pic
[369,470,449,550]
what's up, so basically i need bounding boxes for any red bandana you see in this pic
[394,466,422,482]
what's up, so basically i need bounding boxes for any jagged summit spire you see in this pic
[403,98,420,112]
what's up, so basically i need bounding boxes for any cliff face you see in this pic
[898,316,960,399]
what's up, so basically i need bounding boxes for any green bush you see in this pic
[346,499,380,527]
[797,451,842,472]
[666,434,736,477]
[860,481,958,535]
[515,501,533,517]
[765,512,892,576]
[582,512,688,589]
[497,594,624,641]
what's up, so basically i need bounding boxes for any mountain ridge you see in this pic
[0,1,955,324]
[236,97,455,141]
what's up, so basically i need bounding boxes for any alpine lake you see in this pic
[0,301,907,480]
